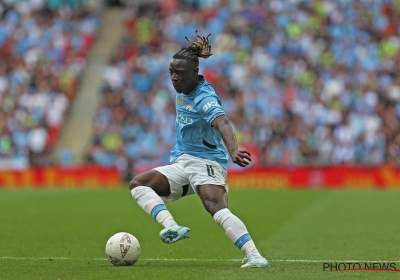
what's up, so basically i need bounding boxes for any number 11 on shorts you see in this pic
[206,165,215,177]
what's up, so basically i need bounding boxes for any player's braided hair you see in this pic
[173,30,213,61]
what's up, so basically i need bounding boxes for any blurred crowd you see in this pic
[86,0,400,176]
[0,0,99,168]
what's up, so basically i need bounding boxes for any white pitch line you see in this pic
[1,256,400,263]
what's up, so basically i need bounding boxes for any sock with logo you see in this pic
[131,186,177,228]
[213,208,262,258]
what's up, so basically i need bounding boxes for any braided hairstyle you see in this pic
[173,30,213,62]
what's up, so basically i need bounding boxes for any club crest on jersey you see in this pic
[179,96,184,107]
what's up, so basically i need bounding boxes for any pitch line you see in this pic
[1,256,400,263]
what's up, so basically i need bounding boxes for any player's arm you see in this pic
[212,115,251,167]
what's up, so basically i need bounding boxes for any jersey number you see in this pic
[206,165,215,177]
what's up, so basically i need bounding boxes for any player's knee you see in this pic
[203,198,226,216]
[129,170,171,197]
[129,175,147,190]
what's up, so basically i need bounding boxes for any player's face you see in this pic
[169,59,198,94]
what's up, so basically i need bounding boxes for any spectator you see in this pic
[0,0,100,168]
[89,0,400,176]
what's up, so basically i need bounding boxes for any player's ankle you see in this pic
[246,251,263,259]
[163,220,178,228]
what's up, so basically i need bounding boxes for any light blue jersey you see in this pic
[170,76,229,170]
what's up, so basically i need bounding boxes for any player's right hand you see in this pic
[229,150,251,167]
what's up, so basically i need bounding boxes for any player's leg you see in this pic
[129,167,191,243]
[181,154,269,268]
[197,184,269,268]
[129,170,177,228]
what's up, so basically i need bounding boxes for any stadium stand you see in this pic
[0,0,100,168]
[87,0,400,178]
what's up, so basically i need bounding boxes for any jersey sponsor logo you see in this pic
[179,96,184,107]
[176,112,193,128]
[202,100,220,112]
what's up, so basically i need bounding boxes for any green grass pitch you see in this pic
[1,188,400,280]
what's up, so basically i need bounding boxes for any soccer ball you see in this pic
[105,232,141,266]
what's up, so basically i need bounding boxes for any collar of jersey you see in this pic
[184,75,206,97]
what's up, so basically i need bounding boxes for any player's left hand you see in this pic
[229,150,251,167]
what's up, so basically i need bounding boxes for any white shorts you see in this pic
[154,154,228,203]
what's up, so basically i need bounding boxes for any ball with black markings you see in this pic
[105,232,141,266]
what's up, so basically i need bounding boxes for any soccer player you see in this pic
[129,31,270,268]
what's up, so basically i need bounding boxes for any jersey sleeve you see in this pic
[195,95,226,125]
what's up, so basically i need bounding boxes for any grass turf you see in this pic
[1,188,400,279]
